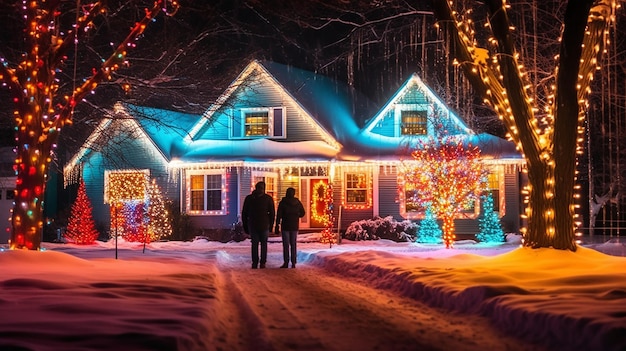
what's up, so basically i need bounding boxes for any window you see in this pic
[187,171,225,214]
[252,173,277,200]
[245,111,269,136]
[232,107,286,139]
[401,110,427,135]
[486,171,501,212]
[404,182,424,214]
[345,173,368,205]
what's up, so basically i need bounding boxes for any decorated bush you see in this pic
[344,216,417,242]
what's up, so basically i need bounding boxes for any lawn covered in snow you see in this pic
[0,234,625,350]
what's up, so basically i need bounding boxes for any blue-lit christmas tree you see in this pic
[476,193,505,243]
[417,207,442,244]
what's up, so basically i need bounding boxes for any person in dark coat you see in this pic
[242,181,275,269]
[275,187,305,268]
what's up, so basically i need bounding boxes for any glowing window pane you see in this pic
[346,173,367,204]
[245,111,269,136]
[190,175,204,211]
[252,175,276,200]
[401,110,427,135]
[206,174,222,211]
[189,174,223,211]
[487,171,500,211]
[404,183,424,213]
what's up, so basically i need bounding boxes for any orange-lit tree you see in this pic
[404,139,487,248]
[0,0,178,250]
[433,0,617,250]
[64,179,99,245]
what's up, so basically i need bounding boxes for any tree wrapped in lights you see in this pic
[146,179,172,242]
[64,180,99,245]
[433,0,616,250]
[314,181,336,247]
[417,207,443,244]
[476,193,505,244]
[0,1,179,250]
[405,139,487,248]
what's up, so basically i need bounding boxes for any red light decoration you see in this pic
[312,180,336,246]
[64,180,99,245]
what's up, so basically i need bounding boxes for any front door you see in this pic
[309,178,330,228]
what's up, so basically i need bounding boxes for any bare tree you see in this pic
[0,0,179,250]
[432,0,617,250]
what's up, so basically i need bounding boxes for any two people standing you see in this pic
[242,182,305,269]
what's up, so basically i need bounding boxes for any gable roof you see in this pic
[125,104,199,159]
[64,103,200,177]
[186,60,378,152]
[363,73,472,135]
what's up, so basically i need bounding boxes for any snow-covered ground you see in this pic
[0,234,625,351]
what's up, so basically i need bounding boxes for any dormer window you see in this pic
[231,107,286,139]
[401,110,427,135]
[245,111,269,136]
[394,104,431,137]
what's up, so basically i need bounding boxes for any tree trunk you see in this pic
[441,215,455,249]
[10,141,52,250]
[3,0,175,250]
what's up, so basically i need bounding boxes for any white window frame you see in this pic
[232,107,286,139]
[186,169,226,215]
[251,171,278,202]
[343,171,371,208]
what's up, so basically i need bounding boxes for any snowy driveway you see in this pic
[215,248,546,351]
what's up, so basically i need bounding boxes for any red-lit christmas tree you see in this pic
[64,180,99,245]
[405,139,487,248]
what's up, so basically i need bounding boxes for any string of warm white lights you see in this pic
[433,0,618,250]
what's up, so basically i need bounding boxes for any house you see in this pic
[64,60,525,239]
[1,147,17,244]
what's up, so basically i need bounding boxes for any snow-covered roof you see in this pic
[125,104,199,160]
[64,103,201,177]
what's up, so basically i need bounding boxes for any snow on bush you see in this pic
[344,216,417,242]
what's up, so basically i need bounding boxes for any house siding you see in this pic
[372,110,395,137]
[377,166,402,219]
[81,123,174,233]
